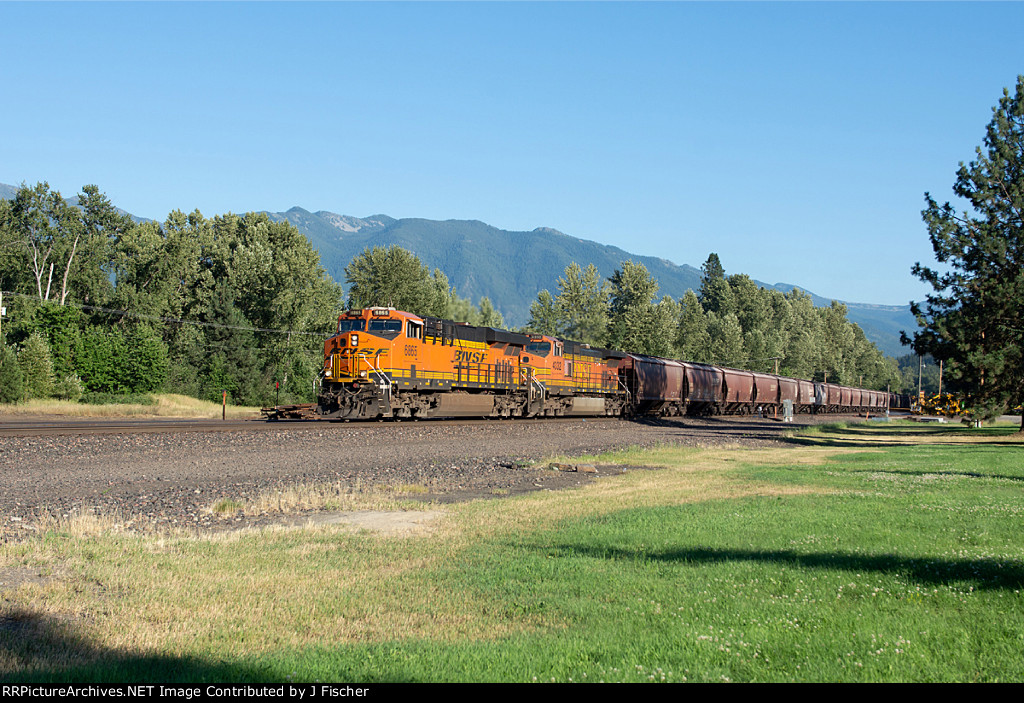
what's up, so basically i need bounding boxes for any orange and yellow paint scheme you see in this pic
[318,308,626,419]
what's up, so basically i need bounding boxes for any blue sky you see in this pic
[2,2,1022,306]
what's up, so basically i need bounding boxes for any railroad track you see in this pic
[0,414,617,437]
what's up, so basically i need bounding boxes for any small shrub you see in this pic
[53,373,85,402]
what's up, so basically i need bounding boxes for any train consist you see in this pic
[309,307,909,421]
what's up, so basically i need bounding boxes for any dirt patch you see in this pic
[0,567,52,592]
[262,509,445,535]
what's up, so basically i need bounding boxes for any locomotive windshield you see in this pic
[525,341,551,357]
[368,319,403,334]
[337,319,366,333]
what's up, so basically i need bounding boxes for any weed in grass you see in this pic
[388,484,430,495]
[211,499,244,516]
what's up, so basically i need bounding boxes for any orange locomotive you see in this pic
[318,307,629,419]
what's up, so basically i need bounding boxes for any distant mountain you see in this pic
[0,181,914,356]
[266,206,705,324]
[266,207,915,356]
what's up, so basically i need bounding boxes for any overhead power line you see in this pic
[0,290,331,337]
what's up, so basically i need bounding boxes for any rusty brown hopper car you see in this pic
[720,367,755,413]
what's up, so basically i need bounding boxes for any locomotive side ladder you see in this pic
[367,352,394,416]
[521,367,546,417]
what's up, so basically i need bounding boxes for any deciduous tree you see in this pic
[344,245,451,318]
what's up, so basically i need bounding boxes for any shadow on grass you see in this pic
[560,545,1024,592]
[846,466,1024,482]
[784,428,1024,449]
[0,608,281,683]
[626,415,803,442]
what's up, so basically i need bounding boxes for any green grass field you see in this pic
[2,421,1022,682]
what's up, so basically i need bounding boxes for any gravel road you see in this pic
[0,414,844,541]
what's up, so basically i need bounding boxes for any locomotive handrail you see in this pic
[367,352,393,407]
[616,376,632,411]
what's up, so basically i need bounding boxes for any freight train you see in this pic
[310,307,908,421]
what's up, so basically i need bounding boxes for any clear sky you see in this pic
[2,1,1022,306]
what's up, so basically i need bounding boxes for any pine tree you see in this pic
[527,290,561,337]
[476,297,505,328]
[0,341,24,404]
[676,290,713,362]
[555,262,608,346]
[906,76,1024,428]
[18,331,55,399]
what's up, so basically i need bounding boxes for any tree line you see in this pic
[0,184,903,407]
[344,245,902,391]
[525,254,900,390]
[0,197,513,406]
[0,185,342,405]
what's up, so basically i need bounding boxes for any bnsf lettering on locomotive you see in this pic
[454,350,486,364]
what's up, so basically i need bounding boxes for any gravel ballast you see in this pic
[0,414,850,540]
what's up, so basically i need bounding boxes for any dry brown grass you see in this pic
[0,394,261,419]
[217,480,426,518]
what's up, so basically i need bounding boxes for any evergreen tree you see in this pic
[527,290,561,337]
[0,340,24,404]
[18,331,55,399]
[699,253,725,293]
[476,297,505,328]
[556,262,609,346]
[906,77,1024,427]
[699,253,733,315]
[676,290,713,362]
[200,282,261,405]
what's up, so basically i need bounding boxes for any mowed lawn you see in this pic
[2,421,1022,682]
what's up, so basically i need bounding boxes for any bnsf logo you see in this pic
[454,350,487,364]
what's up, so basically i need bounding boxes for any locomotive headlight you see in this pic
[351,335,359,347]
[359,370,368,378]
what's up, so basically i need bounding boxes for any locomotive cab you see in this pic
[324,307,419,387]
